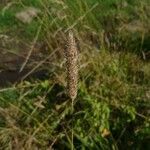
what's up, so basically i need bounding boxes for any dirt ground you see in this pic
[0,34,49,86]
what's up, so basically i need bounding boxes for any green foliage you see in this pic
[0,50,149,149]
[0,0,149,149]
[1,0,149,52]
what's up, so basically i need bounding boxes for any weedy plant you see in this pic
[65,30,78,149]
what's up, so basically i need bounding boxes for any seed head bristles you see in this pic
[65,30,78,101]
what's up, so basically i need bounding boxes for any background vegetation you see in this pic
[0,0,150,149]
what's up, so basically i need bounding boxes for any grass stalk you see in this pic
[65,30,78,149]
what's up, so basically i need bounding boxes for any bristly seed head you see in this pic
[65,30,78,101]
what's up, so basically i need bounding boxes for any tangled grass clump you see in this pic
[0,0,150,149]
[0,49,149,149]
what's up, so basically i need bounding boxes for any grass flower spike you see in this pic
[65,30,78,101]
